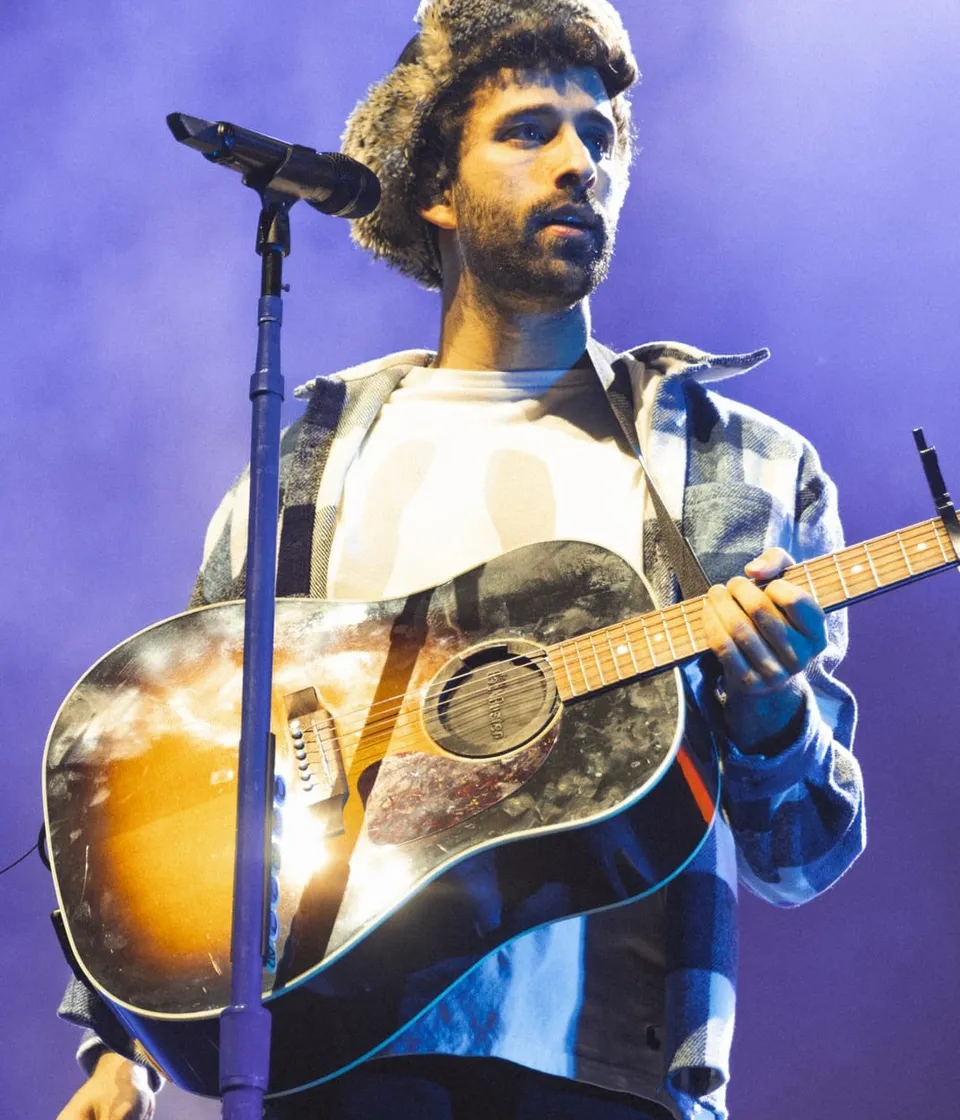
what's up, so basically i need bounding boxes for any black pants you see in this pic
[266,1056,674,1120]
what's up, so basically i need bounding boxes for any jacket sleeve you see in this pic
[720,439,866,905]
[57,975,163,1090]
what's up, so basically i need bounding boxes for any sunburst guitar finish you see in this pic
[44,540,724,1097]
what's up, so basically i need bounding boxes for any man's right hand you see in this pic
[57,1051,156,1120]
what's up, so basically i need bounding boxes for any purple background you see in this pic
[3,2,959,1116]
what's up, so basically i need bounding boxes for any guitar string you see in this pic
[324,518,949,742]
[289,523,949,763]
[291,517,946,750]
[106,522,944,779]
[302,524,940,743]
[282,523,951,768]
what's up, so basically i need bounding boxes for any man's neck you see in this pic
[432,277,592,372]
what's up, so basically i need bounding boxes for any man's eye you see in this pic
[584,132,613,158]
[506,123,546,144]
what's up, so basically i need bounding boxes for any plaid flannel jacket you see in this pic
[60,340,865,1119]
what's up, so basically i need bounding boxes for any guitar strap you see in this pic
[587,340,712,601]
[276,366,408,598]
[276,376,348,597]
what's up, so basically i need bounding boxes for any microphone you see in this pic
[166,112,381,219]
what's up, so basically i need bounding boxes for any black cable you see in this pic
[0,837,41,877]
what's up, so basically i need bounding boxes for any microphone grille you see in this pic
[310,153,381,219]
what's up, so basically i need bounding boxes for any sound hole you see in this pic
[423,639,558,759]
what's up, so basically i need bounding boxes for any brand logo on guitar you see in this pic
[487,670,508,740]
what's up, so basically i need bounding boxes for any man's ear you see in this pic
[420,192,457,232]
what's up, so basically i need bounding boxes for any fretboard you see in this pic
[546,517,957,701]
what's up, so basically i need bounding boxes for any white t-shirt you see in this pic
[328,362,652,600]
[326,361,675,1113]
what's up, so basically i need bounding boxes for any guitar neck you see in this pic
[547,517,958,701]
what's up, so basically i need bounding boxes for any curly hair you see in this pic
[342,0,639,290]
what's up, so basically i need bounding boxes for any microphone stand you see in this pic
[218,192,291,1120]
[166,111,378,1118]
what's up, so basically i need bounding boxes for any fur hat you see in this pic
[341,0,639,289]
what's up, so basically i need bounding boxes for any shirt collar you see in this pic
[293,341,770,399]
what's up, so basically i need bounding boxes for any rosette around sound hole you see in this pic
[423,639,559,759]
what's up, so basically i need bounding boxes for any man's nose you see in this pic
[553,124,598,191]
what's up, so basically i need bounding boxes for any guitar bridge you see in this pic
[283,688,347,835]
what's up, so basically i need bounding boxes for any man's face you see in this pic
[439,66,629,310]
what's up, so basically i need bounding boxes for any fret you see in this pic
[908,525,942,573]
[862,540,882,587]
[838,545,879,598]
[931,522,951,564]
[679,602,698,653]
[587,633,607,687]
[559,639,588,696]
[810,558,840,606]
[572,639,592,692]
[689,599,707,652]
[604,630,625,681]
[620,622,641,675]
[660,610,684,658]
[831,554,850,599]
[918,528,940,568]
[801,562,818,602]
[555,643,576,697]
[895,531,915,576]
[791,556,840,608]
[638,615,660,667]
[856,544,880,590]
[656,612,678,660]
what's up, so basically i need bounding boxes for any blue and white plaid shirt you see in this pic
[61,340,865,1119]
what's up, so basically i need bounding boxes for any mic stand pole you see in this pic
[219,194,291,1120]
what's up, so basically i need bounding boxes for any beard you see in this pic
[451,183,616,309]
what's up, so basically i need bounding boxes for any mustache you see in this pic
[527,197,606,234]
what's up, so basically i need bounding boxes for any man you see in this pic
[57,2,865,1118]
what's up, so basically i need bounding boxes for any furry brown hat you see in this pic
[341,0,639,289]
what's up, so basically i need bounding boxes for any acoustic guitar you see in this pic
[43,519,956,1098]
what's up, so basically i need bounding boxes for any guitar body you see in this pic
[44,540,719,1098]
